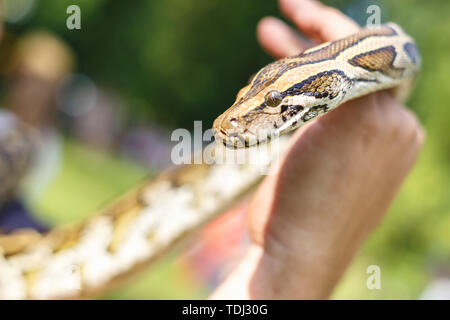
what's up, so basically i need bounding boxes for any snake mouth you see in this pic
[213,128,251,148]
[213,128,272,149]
[214,130,249,148]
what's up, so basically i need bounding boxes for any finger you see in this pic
[257,17,313,59]
[279,0,360,42]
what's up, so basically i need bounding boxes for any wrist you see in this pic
[210,241,341,299]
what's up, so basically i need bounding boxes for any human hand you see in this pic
[211,0,424,299]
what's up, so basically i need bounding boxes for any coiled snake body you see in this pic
[0,23,420,299]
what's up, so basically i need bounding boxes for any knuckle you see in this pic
[407,113,426,147]
[399,108,422,136]
[352,93,425,149]
[387,105,425,147]
[415,124,426,146]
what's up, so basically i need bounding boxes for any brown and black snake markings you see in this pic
[235,25,398,108]
[248,69,350,117]
[283,69,351,100]
[348,45,404,77]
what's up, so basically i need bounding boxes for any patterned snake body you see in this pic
[0,23,420,299]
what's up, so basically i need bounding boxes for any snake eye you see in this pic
[264,90,283,107]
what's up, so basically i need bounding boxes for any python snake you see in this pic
[0,23,420,299]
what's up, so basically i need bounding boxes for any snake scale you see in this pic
[0,23,420,299]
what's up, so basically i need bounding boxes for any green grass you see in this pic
[32,140,149,224]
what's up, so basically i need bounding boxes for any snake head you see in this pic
[213,67,343,148]
[213,88,306,148]
[212,41,357,149]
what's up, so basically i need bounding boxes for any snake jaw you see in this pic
[213,109,279,148]
[213,127,252,148]
[213,124,279,149]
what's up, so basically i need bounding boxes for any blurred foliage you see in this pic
[5,0,450,298]
[12,0,280,130]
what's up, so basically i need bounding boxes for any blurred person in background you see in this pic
[5,31,73,130]
[5,31,73,202]
[0,30,74,230]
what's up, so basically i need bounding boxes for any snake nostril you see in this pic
[229,117,238,127]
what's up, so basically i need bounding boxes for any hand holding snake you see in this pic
[0,0,424,299]
[213,0,424,299]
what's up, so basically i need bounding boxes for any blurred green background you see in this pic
[0,0,449,299]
